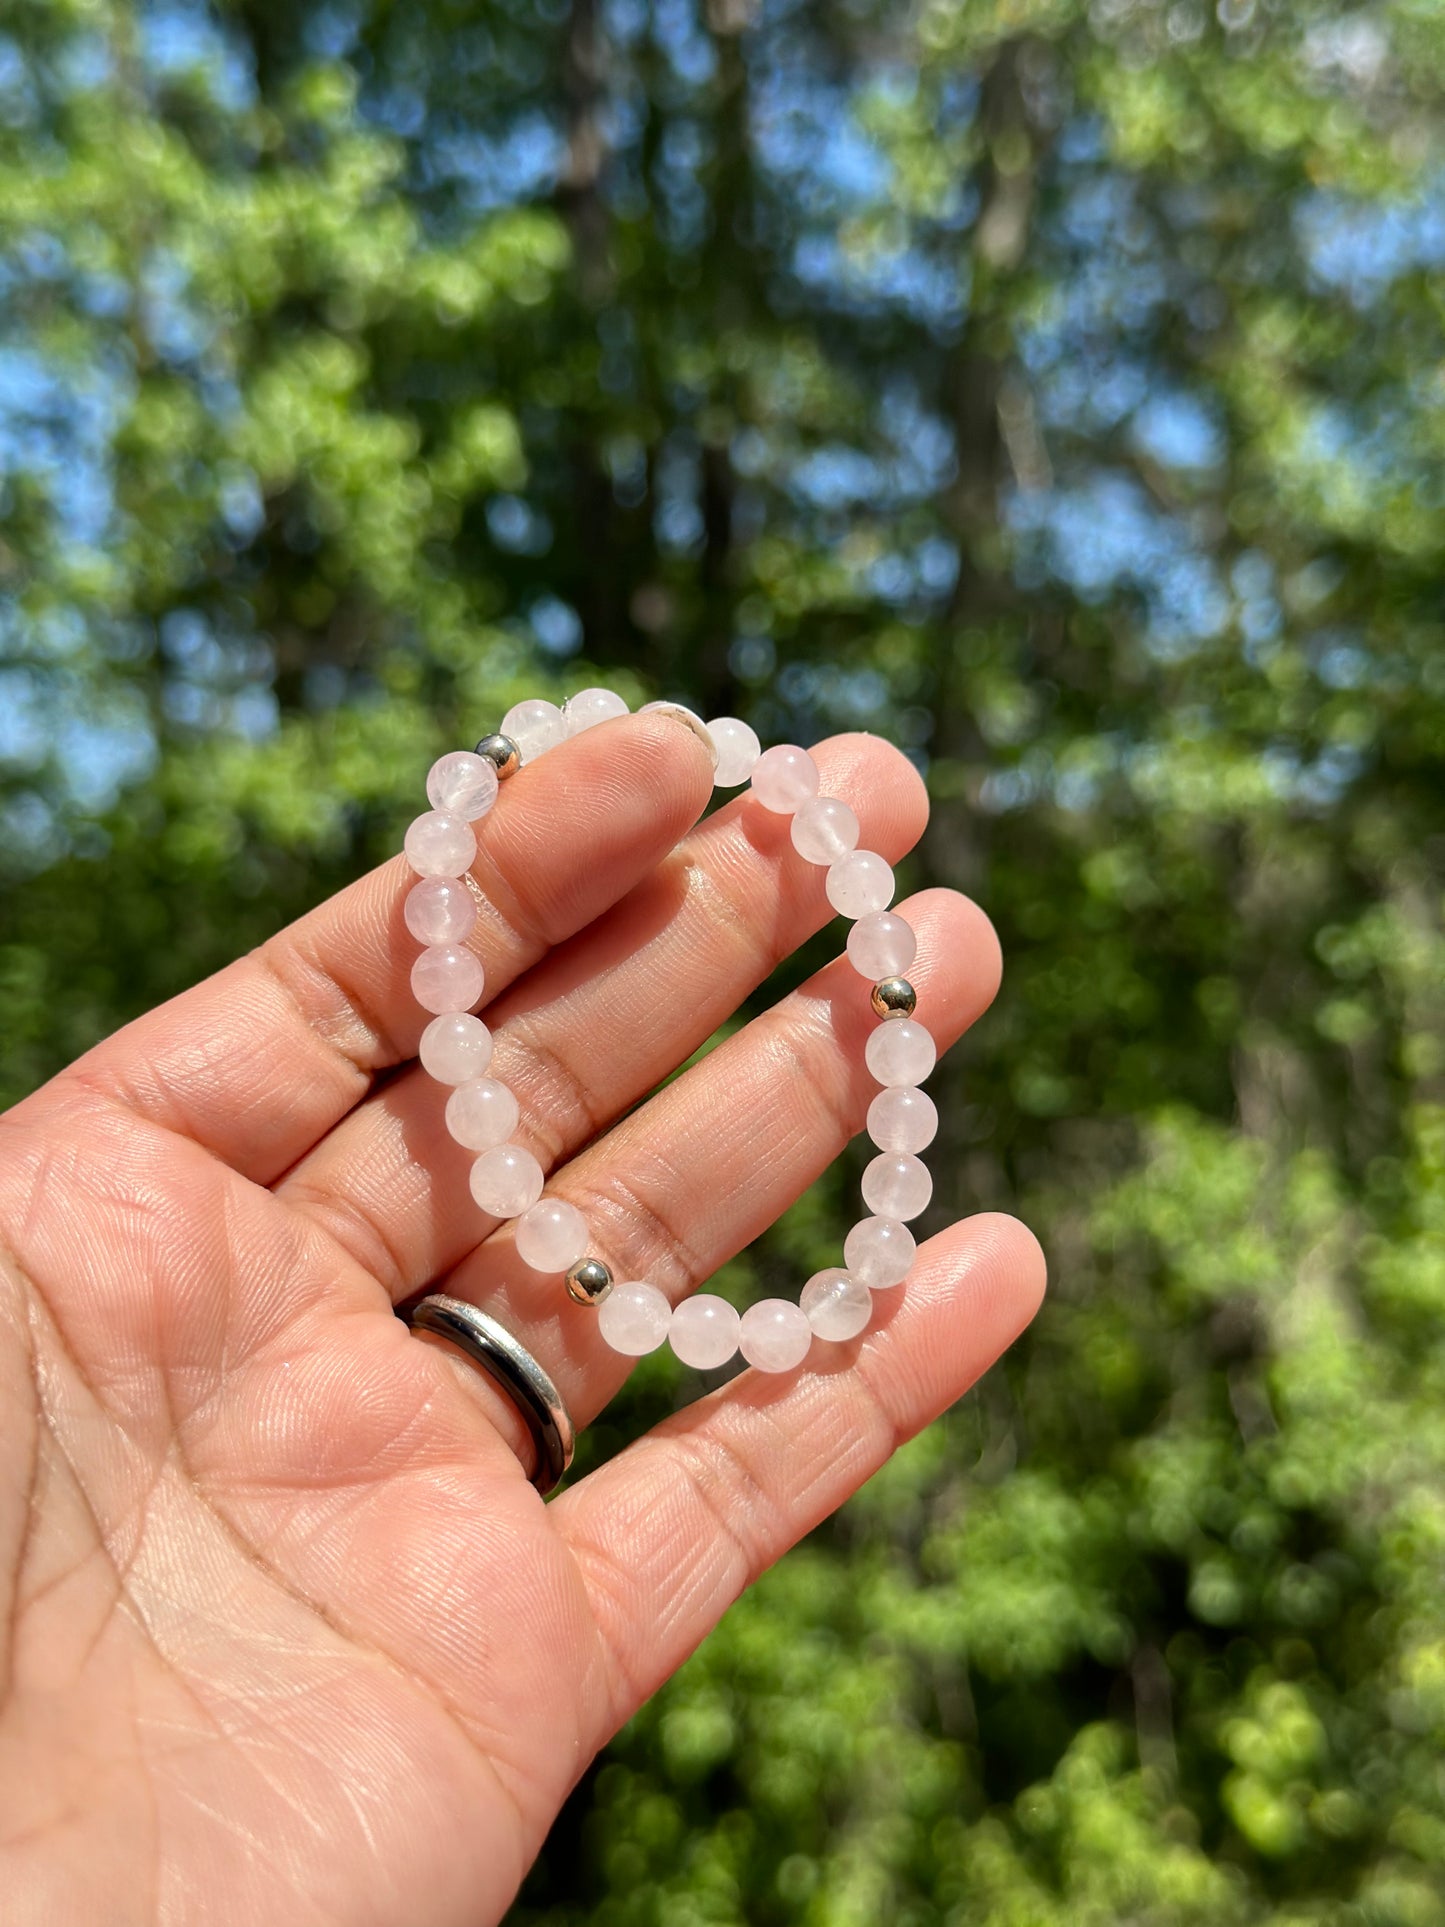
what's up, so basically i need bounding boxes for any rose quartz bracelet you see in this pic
[401,690,937,1376]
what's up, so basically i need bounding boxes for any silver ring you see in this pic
[405,1295,576,1495]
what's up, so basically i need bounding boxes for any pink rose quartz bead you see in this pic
[847,911,917,979]
[706,716,762,787]
[469,1144,545,1218]
[597,1279,672,1356]
[404,810,477,878]
[866,1086,939,1155]
[826,849,895,919]
[668,1294,742,1370]
[426,749,499,821]
[501,697,567,763]
[790,795,860,866]
[419,1013,493,1085]
[738,1298,812,1373]
[515,1199,590,1273]
[750,744,820,814]
[865,1019,937,1087]
[411,944,485,1014]
[404,877,477,946]
[445,1077,519,1151]
[800,1268,872,1341]
[844,1215,917,1289]
[564,686,629,734]
[861,1153,933,1222]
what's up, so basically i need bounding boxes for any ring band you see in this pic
[405,1295,576,1494]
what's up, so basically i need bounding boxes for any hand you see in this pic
[0,712,1044,1926]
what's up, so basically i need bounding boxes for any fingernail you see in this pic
[638,701,719,772]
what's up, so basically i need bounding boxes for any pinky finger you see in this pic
[552,1210,1046,1739]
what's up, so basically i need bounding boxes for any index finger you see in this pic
[22,711,715,1184]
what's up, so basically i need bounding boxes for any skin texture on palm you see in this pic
[0,713,1045,1926]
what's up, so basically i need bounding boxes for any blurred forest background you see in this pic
[4,0,1445,1919]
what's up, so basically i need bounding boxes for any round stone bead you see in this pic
[706,715,762,787]
[791,795,860,866]
[669,1294,742,1370]
[826,849,895,919]
[866,1085,939,1155]
[865,1018,937,1087]
[861,1153,933,1222]
[597,1279,672,1356]
[515,1198,590,1273]
[419,1012,493,1085]
[801,1268,873,1341]
[411,944,485,1015]
[404,876,477,947]
[750,743,820,815]
[847,911,917,979]
[445,1077,519,1151]
[501,697,567,764]
[426,749,499,822]
[404,810,477,879]
[564,686,629,734]
[738,1298,813,1373]
[469,1144,545,1218]
[844,1215,917,1289]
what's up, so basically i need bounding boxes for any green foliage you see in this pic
[3,0,1445,1918]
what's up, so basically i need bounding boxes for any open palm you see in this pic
[0,712,1043,1925]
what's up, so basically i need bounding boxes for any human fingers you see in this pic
[552,1210,1046,1736]
[434,884,1000,1428]
[278,734,929,1298]
[21,712,714,1183]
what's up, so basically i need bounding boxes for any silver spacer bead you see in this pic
[871,976,917,1020]
[475,732,521,779]
[565,1257,614,1307]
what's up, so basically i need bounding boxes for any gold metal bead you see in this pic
[871,976,917,1020]
[565,1257,614,1306]
[475,732,521,779]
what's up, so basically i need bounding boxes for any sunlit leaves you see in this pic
[4,0,1445,1919]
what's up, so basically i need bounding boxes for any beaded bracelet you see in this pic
[400,689,938,1376]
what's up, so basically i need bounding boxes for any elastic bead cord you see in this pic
[401,694,939,1377]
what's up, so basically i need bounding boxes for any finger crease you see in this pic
[760,1007,866,1151]
[251,937,404,1085]
[469,843,564,957]
[576,1163,712,1295]
[661,1419,790,1592]
[502,1021,609,1163]
[570,1532,660,1725]
[281,1180,412,1298]
[849,1351,914,1464]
